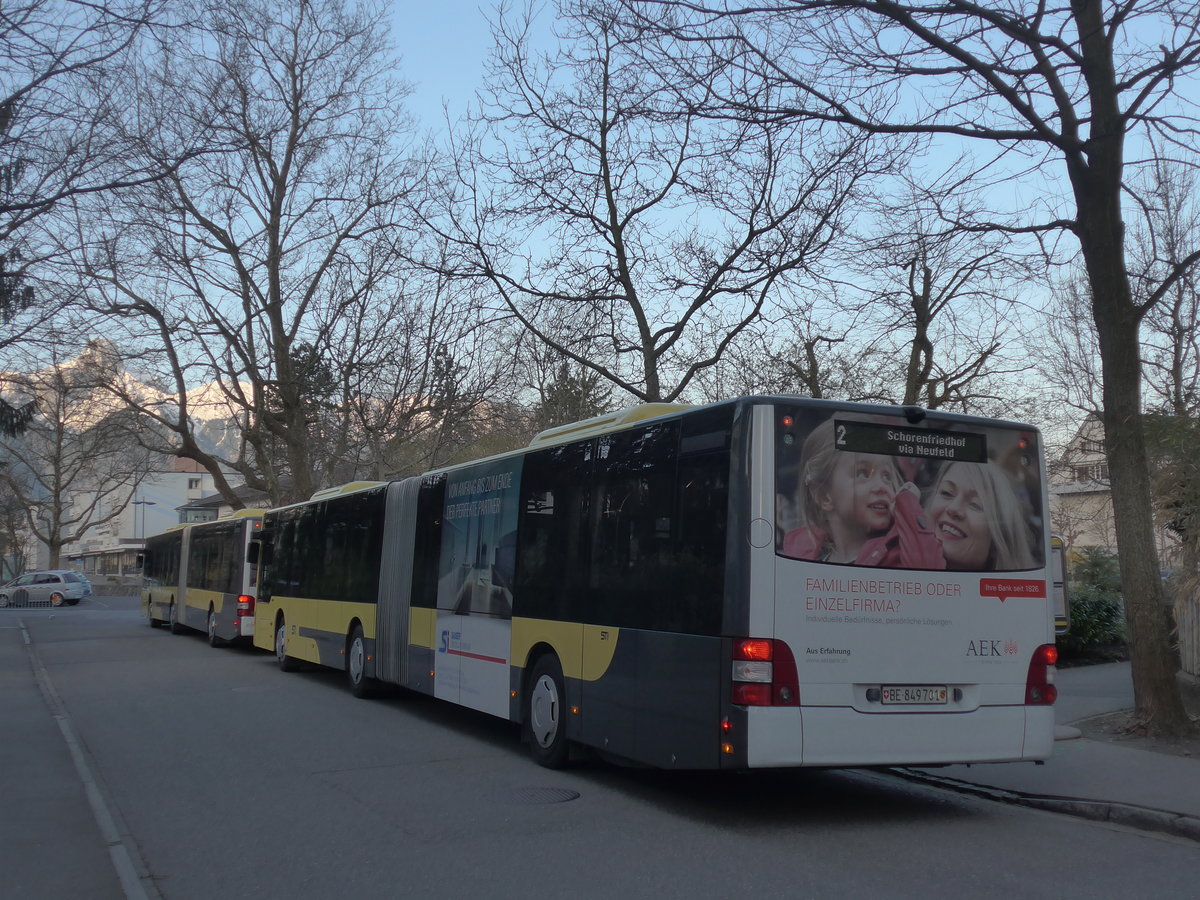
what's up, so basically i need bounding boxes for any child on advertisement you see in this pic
[782,416,945,569]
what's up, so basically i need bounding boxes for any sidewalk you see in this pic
[903,661,1200,842]
[0,618,130,900]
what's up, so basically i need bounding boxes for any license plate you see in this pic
[881,685,948,705]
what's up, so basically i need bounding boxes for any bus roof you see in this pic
[265,395,1043,513]
[527,403,690,449]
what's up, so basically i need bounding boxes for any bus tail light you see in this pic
[1025,643,1058,705]
[237,595,255,618]
[731,638,799,706]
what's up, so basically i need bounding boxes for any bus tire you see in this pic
[525,654,569,769]
[146,601,160,628]
[168,601,184,634]
[346,624,374,698]
[207,607,224,648]
[275,617,299,672]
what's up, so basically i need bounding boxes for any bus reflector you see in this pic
[731,638,799,706]
[237,595,254,617]
[1025,643,1058,705]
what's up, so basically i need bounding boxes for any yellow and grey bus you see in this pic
[143,510,265,646]
[254,397,1058,769]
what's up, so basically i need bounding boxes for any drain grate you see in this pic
[503,786,581,805]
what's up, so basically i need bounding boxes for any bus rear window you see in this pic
[775,408,1044,572]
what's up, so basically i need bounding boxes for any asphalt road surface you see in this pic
[7,595,1200,900]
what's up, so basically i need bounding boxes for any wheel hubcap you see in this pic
[349,638,364,683]
[530,674,560,749]
[276,625,286,661]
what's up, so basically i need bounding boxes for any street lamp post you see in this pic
[132,499,157,542]
[131,498,157,577]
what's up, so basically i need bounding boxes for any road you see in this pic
[7,595,1200,900]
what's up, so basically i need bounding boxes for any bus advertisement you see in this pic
[252,397,1057,770]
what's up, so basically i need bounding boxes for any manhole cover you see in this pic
[503,786,580,805]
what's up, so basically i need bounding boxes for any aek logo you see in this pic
[967,639,1019,657]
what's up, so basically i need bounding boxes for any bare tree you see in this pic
[1,0,166,429]
[1135,161,1200,417]
[856,195,1036,411]
[423,0,895,403]
[632,0,1200,737]
[0,480,30,577]
[764,198,1036,410]
[0,342,149,567]
[71,0,441,506]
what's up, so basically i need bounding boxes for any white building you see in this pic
[1048,414,1181,568]
[57,460,216,578]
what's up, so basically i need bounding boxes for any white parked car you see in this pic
[0,570,93,607]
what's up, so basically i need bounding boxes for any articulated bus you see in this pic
[142,510,265,646]
[253,397,1058,769]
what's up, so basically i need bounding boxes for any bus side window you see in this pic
[411,473,446,609]
[674,450,729,634]
[516,441,591,621]
[590,421,679,629]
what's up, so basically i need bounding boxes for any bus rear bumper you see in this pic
[746,704,1055,768]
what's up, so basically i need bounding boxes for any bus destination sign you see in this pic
[835,419,988,463]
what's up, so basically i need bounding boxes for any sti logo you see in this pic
[967,639,1019,657]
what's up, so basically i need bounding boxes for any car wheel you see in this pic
[168,601,184,634]
[525,654,569,768]
[50,592,65,608]
[207,607,224,647]
[346,624,374,698]
[0,594,9,608]
[275,617,299,672]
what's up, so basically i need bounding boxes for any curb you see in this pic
[889,768,1200,844]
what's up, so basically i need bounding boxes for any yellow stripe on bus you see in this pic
[407,611,621,682]
[511,619,620,682]
[262,595,378,663]
[186,587,225,614]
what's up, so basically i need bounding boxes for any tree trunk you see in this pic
[1069,0,1191,736]
[1093,286,1188,734]
[1073,176,1189,734]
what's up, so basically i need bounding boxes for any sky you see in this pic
[391,3,497,129]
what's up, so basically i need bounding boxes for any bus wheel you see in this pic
[525,655,568,768]
[168,601,184,634]
[146,601,160,628]
[207,607,224,648]
[347,624,374,699]
[275,618,299,672]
